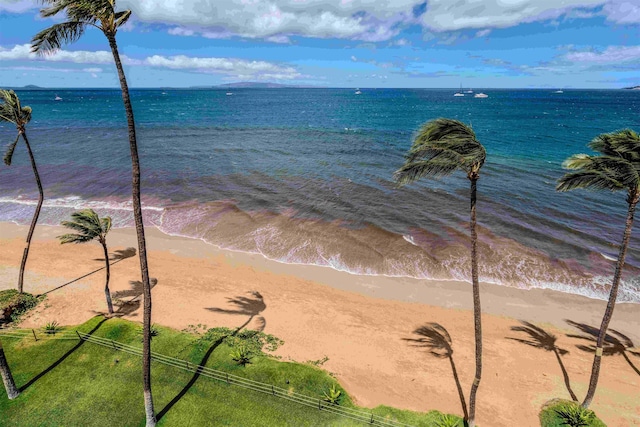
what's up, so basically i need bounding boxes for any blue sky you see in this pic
[0,0,638,88]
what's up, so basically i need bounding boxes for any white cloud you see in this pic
[144,54,301,79]
[565,45,640,63]
[0,43,302,81]
[0,0,36,13]
[0,44,138,65]
[4,0,638,42]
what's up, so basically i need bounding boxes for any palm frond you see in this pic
[3,134,20,166]
[0,90,21,124]
[393,160,459,186]
[115,10,131,28]
[556,170,625,192]
[57,233,95,244]
[31,21,87,54]
[558,154,639,193]
[395,118,486,186]
[589,129,640,162]
[101,216,112,234]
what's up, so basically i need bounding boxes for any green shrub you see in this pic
[540,399,606,427]
[43,321,61,335]
[435,414,462,427]
[0,289,42,323]
[230,345,253,366]
[323,384,342,405]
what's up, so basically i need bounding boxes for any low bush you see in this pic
[0,289,42,324]
[539,399,606,427]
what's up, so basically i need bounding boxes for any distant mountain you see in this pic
[19,85,44,89]
[623,85,640,90]
[191,82,318,89]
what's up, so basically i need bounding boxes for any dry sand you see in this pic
[1,222,639,426]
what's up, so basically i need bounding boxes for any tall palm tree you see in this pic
[31,2,156,424]
[58,209,114,315]
[557,128,640,408]
[1,89,43,294]
[0,339,19,400]
[394,118,486,427]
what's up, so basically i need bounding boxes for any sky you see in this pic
[0,0,639,88]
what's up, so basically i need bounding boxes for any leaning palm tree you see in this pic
[31,2,156,424]
[557,128,640,408]
[58,209,114,315]
[0,339,19,400]
[1,89,43,294]
[394,118,486,427]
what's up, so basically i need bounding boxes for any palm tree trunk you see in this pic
[448,354,468,420]
[582,196,638,408]
[106,33,156,426]
[0,339,19,399]
[101,241,114,315]
[467,176,482,427]
[17,131,43,294]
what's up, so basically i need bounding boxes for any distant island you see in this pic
[623,85,640,90]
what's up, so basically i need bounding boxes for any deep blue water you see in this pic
[2,88,640,301]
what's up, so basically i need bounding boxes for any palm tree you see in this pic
[58,209,114,315]
[394,118,486,427]
[31,2,156,424]
[1,89,43,294]
[0,339,19,400]
[557,128,640,408]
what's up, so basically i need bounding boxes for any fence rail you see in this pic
[0,329,417,427]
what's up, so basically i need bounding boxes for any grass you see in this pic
[539,399,607,427]
[0,316,459,426]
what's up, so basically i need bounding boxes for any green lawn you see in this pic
[1,317,457,426]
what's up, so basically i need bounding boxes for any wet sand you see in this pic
[1,222,639,426]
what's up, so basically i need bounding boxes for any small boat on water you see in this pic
[453,84,464,96]
[465,89,473,93]
[355,89,362,95]
[554,90,564,93]
[474,93,488,98]
[226,92,233,96]
[54,95,63,101]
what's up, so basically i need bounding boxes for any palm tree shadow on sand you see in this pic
[156,291,267,421]
[403,323,468,420]
[508,321,578,401]
[41,248,137,297]
[105,277,158,318]
[206,291,266,332]
[565,320,640,377]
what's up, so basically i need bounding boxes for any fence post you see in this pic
[186,360,190,370]
[75,330,82,340]
[32,329,38,341]
[272,385,275,395]
[318,399,321,410]
[111,340,117,351]
[226,373,230,384]
[370,413,374,424]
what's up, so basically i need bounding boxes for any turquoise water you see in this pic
[1,88,639,301]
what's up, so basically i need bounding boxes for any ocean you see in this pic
[1,88,639,302]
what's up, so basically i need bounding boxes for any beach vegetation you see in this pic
[0,290,41,324]
[394,118,486,427]
[0,316,454,426]
[322,384,342,405]
[43,321,61,335]
[33,2,157,424]
[435,413,462,427]
[557,128,640,408]
[0,90,43,295]
[539,399,606,427]
[230,345,253,366]
[58,209,114,315]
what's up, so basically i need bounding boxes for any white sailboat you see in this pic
[474,92,488,98]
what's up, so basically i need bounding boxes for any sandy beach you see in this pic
[1,221,639,426]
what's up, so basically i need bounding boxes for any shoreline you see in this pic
[1,221,639,425]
